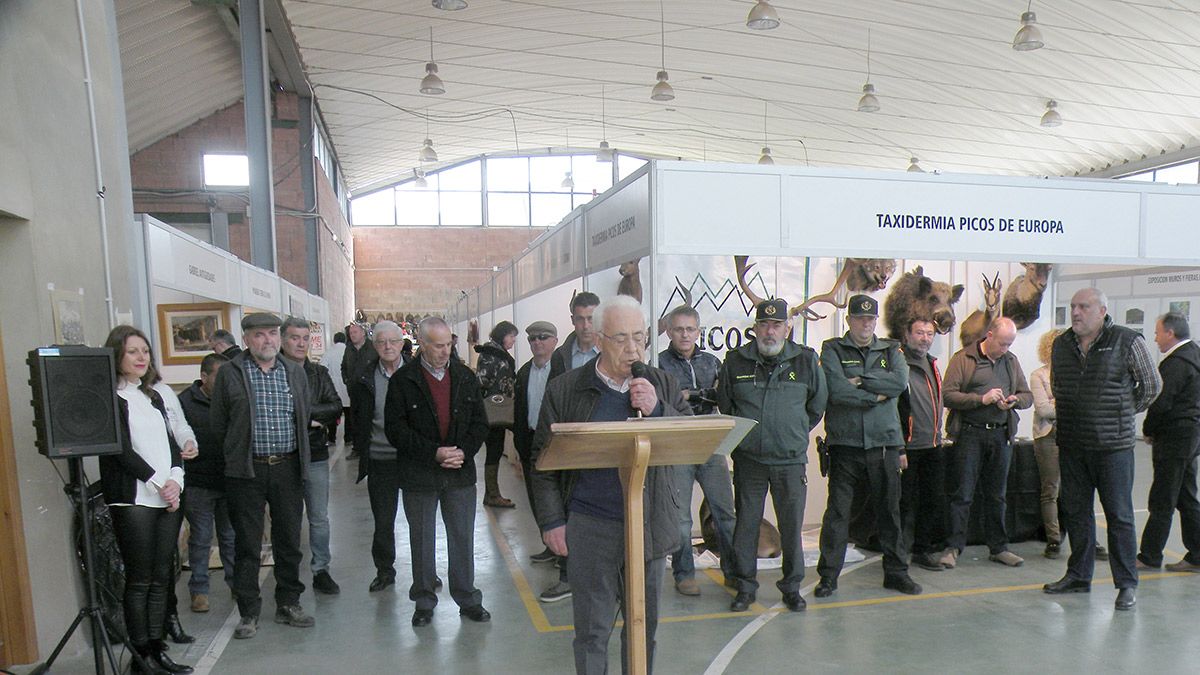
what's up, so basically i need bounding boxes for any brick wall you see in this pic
[128,93,354,327]
[353,227,543,315]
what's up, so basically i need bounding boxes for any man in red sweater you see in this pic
[384,317,491,627]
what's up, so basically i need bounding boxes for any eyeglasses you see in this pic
[599,331,647,346]
[375,338,405,346]
[669,326,699,334]
[528,334,554,342]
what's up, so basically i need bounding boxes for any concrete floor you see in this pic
[17,438,1200,674]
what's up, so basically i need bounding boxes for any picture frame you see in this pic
[50,288,85,345]
[157,303,228,365]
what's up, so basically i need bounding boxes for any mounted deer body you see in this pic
[734,256,896,321]
[959,272,1003,346]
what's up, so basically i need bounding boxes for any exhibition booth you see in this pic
[138,214,331,386]
[450,160,1200,525]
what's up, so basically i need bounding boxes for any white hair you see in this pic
[373,320,402,340]
[595,295,644,334]
[1074,287,1109,309]
[416,316,449,341]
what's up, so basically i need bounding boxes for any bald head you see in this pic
[982,316,1017,360]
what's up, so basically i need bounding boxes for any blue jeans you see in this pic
[1061,446,1137,588]
[673,454,736,582]
[947,426,1012,554]
[182,485,236,595]
[304,459,332,573]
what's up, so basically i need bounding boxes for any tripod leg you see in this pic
[28,609,87,674]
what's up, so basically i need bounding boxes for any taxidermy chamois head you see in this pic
[1003,262,1053,329]
[959,272,1003,346]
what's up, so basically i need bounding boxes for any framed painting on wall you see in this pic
[157,303,227,365]
[50,288,85,345]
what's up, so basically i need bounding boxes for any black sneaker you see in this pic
[539,581,572,603]
[912,552,946,571]
[313,570,341,595]
[883,574,922,595]
[730,591,754,612]
[274,604,315,628]
[1044,542,1061,559]
[1096,545,1109,561]
[233,615,258,640]
[782,591,806,612]
[814,578,837,598]
[530,547,557,564]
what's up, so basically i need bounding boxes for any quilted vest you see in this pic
[1051,319,1140,451]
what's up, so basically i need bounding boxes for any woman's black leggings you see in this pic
[110,504,183,645]
[484,427,507,466]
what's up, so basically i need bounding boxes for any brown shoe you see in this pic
[1165,558,1200,573]
[483,495,515,508]
[989,551,1024,567]
[675,578,701,596]
[190,593,209,613]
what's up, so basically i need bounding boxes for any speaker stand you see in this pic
[29,458,149,675]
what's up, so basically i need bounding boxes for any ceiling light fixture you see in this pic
[419,27,445,95]
[597,85,614,162]
[431,0,467,10]
[907,157,925,173]
[746,0,780,30]
[757,101,774,164]
[1040,99,1062,127]
[857,28,879,113]
[1012,2,1044,51]
[413,168,428,188]
[420,137,438,162]
[561,171,575,189]
[650,1,675,101]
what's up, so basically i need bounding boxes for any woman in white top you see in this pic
[99,325,193,675]
[1030,329,1063,559]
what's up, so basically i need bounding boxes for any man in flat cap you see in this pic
[210,312,314,639]
[816,295,921,597]
[513,320,560,565]
[718,298,827,612]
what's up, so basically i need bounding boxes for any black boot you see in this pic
[165,614,195,644]
[151,640,194,674]
[130,643,169,675]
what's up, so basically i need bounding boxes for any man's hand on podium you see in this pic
[436,446,465,469]
[543,525,568,556]
[630,378,657,416]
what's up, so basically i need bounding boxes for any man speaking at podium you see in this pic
[531,295,691,675]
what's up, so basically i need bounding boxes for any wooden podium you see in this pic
[537,415,753,675]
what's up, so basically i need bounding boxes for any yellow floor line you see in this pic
[484,507,555,632]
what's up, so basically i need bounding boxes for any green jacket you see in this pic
[820,333,908,449]
[716,340,827,465]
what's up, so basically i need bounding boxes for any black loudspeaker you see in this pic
[27,346,122,458]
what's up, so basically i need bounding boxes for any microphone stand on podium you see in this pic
[537,412,754,675]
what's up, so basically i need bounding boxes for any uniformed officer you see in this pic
[815,294,921,597]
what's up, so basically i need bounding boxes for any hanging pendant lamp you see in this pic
[597,85,614,162]
[1040,100,1062,127]
[420,137,438,162]
[561,172,575,189]
[420,28,445,95]
[413,168,428,188]
[857,29,879,112]
[1012,2,1044,51]
[746,0,780,30]
[757,101,774,164]
[650,1,675,101]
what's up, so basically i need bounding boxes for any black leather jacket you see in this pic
[299,358,343,462]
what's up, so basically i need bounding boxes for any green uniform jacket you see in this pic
[820,333,908,449]
[716,340,827,465]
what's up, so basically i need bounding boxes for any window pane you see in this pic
[397,173,438,191]
[350,189,396,225]
[531,193,572,227]
[617,155,648,181]
[486,157,529,192]
[395,190,438,226]
[574,192,597,208]
[203,154,249,187]
[1154,162,1199,185]
[573,154,612,195]
[438,160,482,191]
[530,156,572,193]
[488,193,530,226]
[440,191,483,226]
[1117,170,1153,182]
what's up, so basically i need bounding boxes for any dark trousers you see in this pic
[342,407,354,447]
[818,446,907,580]
[367,458,402,576]
[1060,446,1137,589]
[402,484,482,611]
[518,433,568,582]
[566,510,664,675]
[947,426,1012,554]
[226,455,306,617]
[110,505,184,645]
[731,458,807,594]
[485,426,507,466]
[1139,453,1200,566]
[900,446,947,556]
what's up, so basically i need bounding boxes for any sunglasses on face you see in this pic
[528,334,554,342]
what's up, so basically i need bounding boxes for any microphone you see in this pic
[630,362,649,418]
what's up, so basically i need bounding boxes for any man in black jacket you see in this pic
[550,292,601,379]
[531,295,690,675]
[281,317,344,595]
[897,318,948,572]
[210,312,314,639]
[341,322,376,458]
[1138,312,1200,571]
[513,320,560,566]
[179,353,235,613]
[1045,288,1161,611]
[385,317,491,627]
[351,320,413,594]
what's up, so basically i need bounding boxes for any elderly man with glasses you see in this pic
[531,295,691,675]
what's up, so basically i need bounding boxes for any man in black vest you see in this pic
[1138,312,1200,572]
[1044,288,1161,611]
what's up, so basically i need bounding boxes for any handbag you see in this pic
[483,393,514,428]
